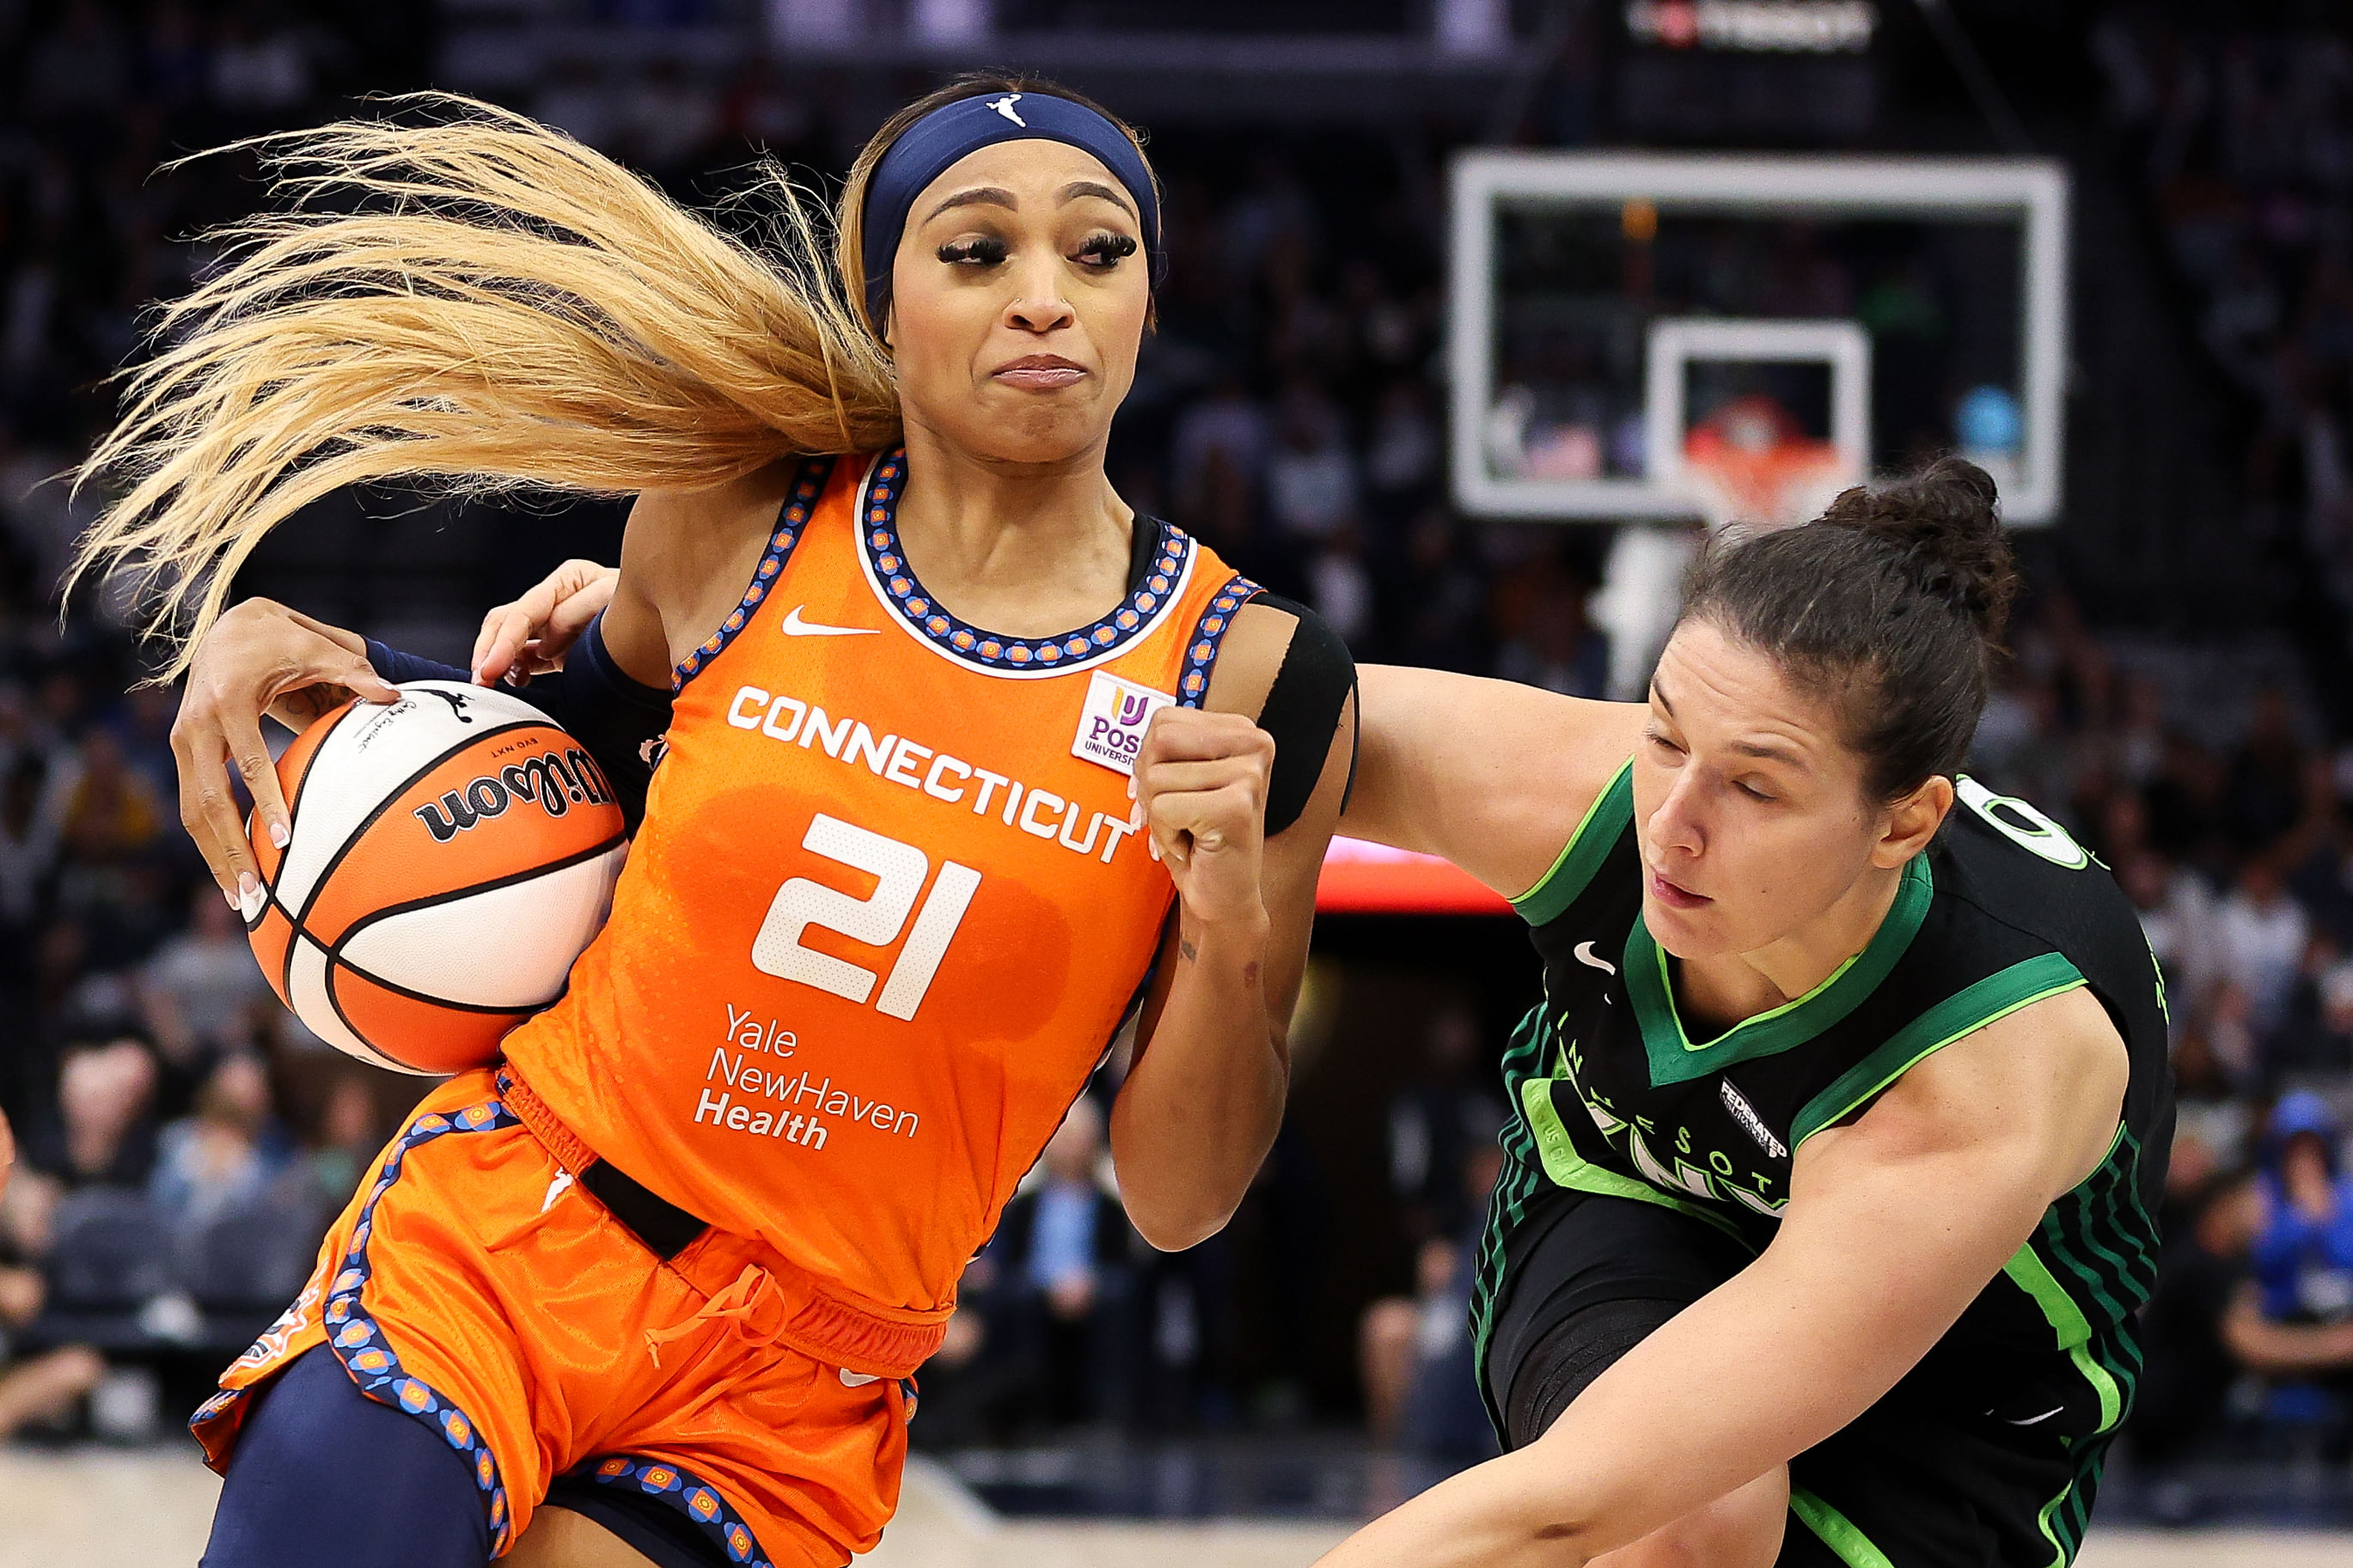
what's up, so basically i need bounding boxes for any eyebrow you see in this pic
[1650,680,1806,766]
[921,180,1139,227]
[1730,739,1806,766]
[1060,179,1137,219]
[922,186,1018,223]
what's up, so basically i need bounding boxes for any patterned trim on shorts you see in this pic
[575,1454,774,1567]
[322,1097,523,1553]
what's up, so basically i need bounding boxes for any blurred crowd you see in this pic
[8,0,2353,1476]
[2080,7,2353,1485]
[0,0,443,1442]
[2097,8,2353,707]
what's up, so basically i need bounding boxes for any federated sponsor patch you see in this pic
[1720,1078,1788,1160]
[1072,670,1174,777]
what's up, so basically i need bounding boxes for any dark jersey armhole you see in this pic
[1513,761,1635,927]
[670,454,836,692]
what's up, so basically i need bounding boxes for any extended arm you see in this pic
[1113,601,1354,1250]
[1315,985,2130,1568]
[1344,665,1647,900]
[2222,1286,2353,1373]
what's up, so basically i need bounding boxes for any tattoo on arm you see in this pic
[1180,938,1199,963]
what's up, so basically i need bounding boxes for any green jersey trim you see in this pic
[1626,854,1934,1088]
[1788,1488,1896,1568]
[1790,951,2087,1146]
[2004,1241,2125,1432]
[1518,1076,1753,1246]
[1512,761,1634,927]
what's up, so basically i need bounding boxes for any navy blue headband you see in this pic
[859,90,1163,333]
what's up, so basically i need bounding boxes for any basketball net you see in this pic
[1678,394,1855,532]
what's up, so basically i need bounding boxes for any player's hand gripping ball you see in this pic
[245,682,626,1075]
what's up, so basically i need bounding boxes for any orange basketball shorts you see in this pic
[191,1069,912,1565]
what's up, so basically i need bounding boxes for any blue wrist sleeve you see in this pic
[364,613,672,832]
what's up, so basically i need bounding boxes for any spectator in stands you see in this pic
[0,1095,102,1439]
[1267,380,1360,546]
[17,1034,156,1199]
[149,1051,287,1228]
[1383,1007,1508,1248]
[51,728,163,868]
[3,1034,157,1262]
[140,882,269,1067]
[986,1095,1138,1431]
[298,1075,383,1211]
[2228,1093,2353,1412]
[1360,1225,1463,1446]
[2171,1022,2252,1182]
[2120,848,2217,1034]
[1384,507,1490,674]
[0,753,58,952]
[0,1266,105,1441]
[2137,1168,2260,1473]
[1359,1141,1504,1461]
[2215,854,2313,1034]
[2271,947,2353,1081]
[2223,687,2314,856]
[1490,555,1610,701]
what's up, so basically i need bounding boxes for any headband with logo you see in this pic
[859,90,1163,333]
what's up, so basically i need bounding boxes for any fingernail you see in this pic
[1126,778,1136,800]
[269,821,290,850]
[222,884,240,911]
[237,873,263,920]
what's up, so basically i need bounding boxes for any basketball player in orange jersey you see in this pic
[78,82,1354,1568]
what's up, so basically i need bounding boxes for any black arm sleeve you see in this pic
[1247,593,1357,838]
[364,612,674,832]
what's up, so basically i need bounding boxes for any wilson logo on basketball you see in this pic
[413,748,615,844]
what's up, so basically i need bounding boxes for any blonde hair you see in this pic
[70,93,901,674]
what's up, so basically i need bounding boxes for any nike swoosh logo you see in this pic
[781,606,880,638]
[2004,1406,2065,1426]
[1574,941,1617,976]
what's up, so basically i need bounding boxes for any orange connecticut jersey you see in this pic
[502,450,1257,1323]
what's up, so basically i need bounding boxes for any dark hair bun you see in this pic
[1818,456,2018,643]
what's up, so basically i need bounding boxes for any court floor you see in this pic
[5,1447,2350,1568]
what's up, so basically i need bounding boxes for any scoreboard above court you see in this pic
[1623,0,1879,55]
[1614,0,1885,141]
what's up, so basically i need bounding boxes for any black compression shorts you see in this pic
[1482,1187,2111,1568]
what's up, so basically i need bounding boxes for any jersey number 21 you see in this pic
[750,813,980,1021]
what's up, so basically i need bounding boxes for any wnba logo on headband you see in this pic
[860,89,1164,331]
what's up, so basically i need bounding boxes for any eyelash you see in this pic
[1649,729,1770,799]
[1075,231,1138,267]
[935,236,1008,265]
[932,232,1139,270]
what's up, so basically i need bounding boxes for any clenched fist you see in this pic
[1130,706,1274,933]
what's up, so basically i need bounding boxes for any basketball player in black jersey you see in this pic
[1325,459,2170,1568]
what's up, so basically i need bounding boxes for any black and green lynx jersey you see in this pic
[1470,762,2173,1566]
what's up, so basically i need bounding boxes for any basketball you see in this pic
[243,681,628,1076]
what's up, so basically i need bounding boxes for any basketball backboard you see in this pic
[1449,151,2069,525]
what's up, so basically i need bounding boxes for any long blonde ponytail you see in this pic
[70,94,901,674]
